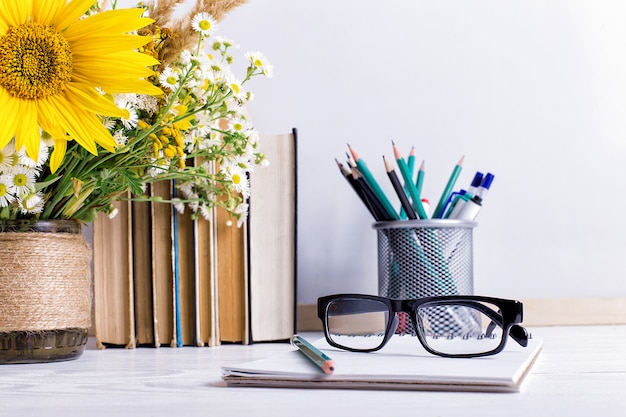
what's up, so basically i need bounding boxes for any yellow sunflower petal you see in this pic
[33,0,65,26]
[0,90,19,149]
[53,93,117,154]
[40,95,99,155]
[51,0,95,31]
[72,51,159,77]
[49,138,67,173]
[71,72,163,96]
[63,8,154,37]
[0,0,32,33]
[14,99,40,160]
[69,34,154,55]
[64,83,128,118]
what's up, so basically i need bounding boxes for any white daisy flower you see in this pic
[229,155,255,173]
[19,191,44,215]
[222,165,250,197]
[15,141,48,169]
[245,51,273,77]
[102,117,116,130]
[0,175,16,207]
[213,36,238,50]
[177,182,195,199]
[172,197,185,214]
[113,130,128,146]
[228,115,249,133]
[159,67,180,90]
[225,74,246,100]
[10,165,37,195]
[180,49,194,66]
[0,142,16,171]
[115,98,139,129]
[234,202,249,228]
[199,205,212,221]
[191,12,217,36]
[187,199,199,212]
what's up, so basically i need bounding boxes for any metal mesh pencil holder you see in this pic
[374,219,477,335]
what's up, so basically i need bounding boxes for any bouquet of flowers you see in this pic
[0,0,272,226]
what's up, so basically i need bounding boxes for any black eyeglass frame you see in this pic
[317,293,529,358]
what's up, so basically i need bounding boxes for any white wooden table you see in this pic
[1,326,625,416]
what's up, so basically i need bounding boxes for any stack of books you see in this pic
[92,129,298,348]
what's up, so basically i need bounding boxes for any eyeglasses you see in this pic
[317,293,530,358]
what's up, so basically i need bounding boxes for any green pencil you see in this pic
[407,146,416,175]
[415,160,425,198]
[433,155,464,218]
[392,142,428,219]
[348,144,400,221]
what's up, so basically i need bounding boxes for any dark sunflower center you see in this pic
[0,23,72,100]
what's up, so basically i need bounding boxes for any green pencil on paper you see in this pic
[291,334,335,374]
[348,144,400,221]
[433,155,464,218]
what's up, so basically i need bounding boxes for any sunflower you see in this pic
[0,0,162,172]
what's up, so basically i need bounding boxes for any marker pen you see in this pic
[467,171,484,197]
[455,196,482,221]
[445,172,483,219]
[444,190,468,218]
[456,173,494,221]
[474,172,494,201]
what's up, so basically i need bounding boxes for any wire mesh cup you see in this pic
[373,219,477,335]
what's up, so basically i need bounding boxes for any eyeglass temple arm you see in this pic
[456,301,529,348]
[484,319,529,347]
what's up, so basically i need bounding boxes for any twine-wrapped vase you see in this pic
[0,220,92,364]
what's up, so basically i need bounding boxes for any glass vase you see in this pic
[0,220,92,364]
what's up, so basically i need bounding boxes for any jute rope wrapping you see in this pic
[0,232,92,332]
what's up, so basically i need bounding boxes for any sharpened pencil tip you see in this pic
[382,155,393,171]
[392,142,401,159]
[458,155,465,165]
[347,144,359,161]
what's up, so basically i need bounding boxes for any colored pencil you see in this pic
[335,158,377,219]
[407,146,416,175]
[291,334,335,375]
[348,144,400,221]
[391,142,428,219]
[383,156,417,220]
[433,155,464,218]
[415,160,425,198]
[352,167,388,221]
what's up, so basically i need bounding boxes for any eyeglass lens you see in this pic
[325,297,506,356]
[326,298,389,350]
[417,301,503,355]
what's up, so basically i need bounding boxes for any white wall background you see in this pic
[127,0,626,305]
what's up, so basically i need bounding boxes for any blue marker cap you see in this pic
[480,173,494,190]
[470,171,484,188]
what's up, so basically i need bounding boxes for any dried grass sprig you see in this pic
[148,0,248,67]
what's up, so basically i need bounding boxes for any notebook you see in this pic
[221,336,542,392]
